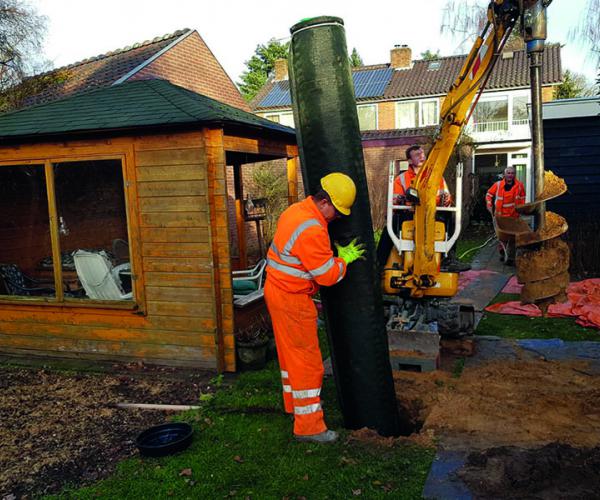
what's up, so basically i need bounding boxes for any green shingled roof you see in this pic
[0,79,295,141]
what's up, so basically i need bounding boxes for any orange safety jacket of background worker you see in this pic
[265,196,347,436]
[266,196,347,295]
[393,166,452,206]
[486,179,526,218]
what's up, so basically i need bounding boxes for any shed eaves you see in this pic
[0,79,295,141]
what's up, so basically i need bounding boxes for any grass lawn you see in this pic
[456,222,495,263]
[49,330,434,500]
[476,293,600,341]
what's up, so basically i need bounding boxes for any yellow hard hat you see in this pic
[320,172,356,216]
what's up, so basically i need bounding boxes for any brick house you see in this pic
[252,44,563,224]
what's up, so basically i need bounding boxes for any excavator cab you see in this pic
[380,160,475,337]
[381,160,464,298]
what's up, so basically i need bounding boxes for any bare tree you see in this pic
[440,0,487,50]
[569,0,600,67]
[0,0,47,91]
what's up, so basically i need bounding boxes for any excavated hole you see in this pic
[458,443,600,499]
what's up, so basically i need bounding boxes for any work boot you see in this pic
[294,429,338,444]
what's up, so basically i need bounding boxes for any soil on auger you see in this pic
[537,170,567,201]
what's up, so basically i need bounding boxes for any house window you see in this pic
[421,100,439,126]
[0,159,134,304]
[357,104,377,131]
[396,99,439,129]
[265,112,295,128]
[512,95,529,125]
[396,101,419,129]
[473,96,508,132]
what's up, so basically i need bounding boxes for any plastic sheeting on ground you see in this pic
[485,279,600,329]
[457,269,500,292]
[501,275,523,294]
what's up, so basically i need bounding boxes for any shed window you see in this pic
[0,159,133,304]
[0,165,55,298]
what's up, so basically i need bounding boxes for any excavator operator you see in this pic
[377,145,469,272]
[264,172,365,444]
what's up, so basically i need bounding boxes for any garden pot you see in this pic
[236,336,269,370]
[136,422,193,457]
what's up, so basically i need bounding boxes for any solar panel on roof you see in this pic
[353,68,393,99]
[257,67,393,108]
[257,81,292,108]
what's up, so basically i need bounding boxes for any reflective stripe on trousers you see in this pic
[264,280,326,436]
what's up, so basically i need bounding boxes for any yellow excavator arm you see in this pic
[411,0,521,288]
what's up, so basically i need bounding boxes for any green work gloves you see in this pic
[335,238,366,266]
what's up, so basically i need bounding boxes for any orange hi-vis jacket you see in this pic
[486,179,526,218]
[393,166,452,206]
[266,196,347,295]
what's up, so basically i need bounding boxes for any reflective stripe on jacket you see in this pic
[266,197,346,294]
[393,166,452,206]
[486,179,526,218]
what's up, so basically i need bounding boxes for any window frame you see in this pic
[419,99,440,127]
[357,103,378,131]
[395,100,419,129]
[0,153,139,310]
[265,111,295,128]
[395,98,440,129]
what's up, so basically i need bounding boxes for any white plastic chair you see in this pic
[232,259,266,307]
[73,250,133,300]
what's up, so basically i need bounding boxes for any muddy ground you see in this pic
[0,362,215,499]
[389,352,600,498]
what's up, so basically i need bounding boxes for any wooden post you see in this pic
[287,156,299,206]
[204,128,229,373]
[233,163,247,270]
[44,161,64,302]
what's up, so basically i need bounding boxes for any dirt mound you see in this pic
[458,443,600,499]
[393,359,600,449]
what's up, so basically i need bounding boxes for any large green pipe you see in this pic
[289,16,406,436]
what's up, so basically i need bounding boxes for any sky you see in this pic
[35,0,598,85]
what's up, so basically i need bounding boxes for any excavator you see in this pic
[381,0,568,336]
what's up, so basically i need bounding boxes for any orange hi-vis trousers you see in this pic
[264,279,326,436]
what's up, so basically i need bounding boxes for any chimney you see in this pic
[273,58,288,81]
[390,44,412,69]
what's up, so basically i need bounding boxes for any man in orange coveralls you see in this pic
[486,166,526,219]
[264,172,365,444]
[486,166,526,262]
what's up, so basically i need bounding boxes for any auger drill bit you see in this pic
[514,0,569,314]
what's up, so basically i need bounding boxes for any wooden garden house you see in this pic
[0,79,298,372]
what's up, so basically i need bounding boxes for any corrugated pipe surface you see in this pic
[289,16,408,436]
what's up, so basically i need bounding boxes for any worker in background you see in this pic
[377,145,469,272]
[264,172,365,444]
[486,166,526,218]
[486,165,526,262]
